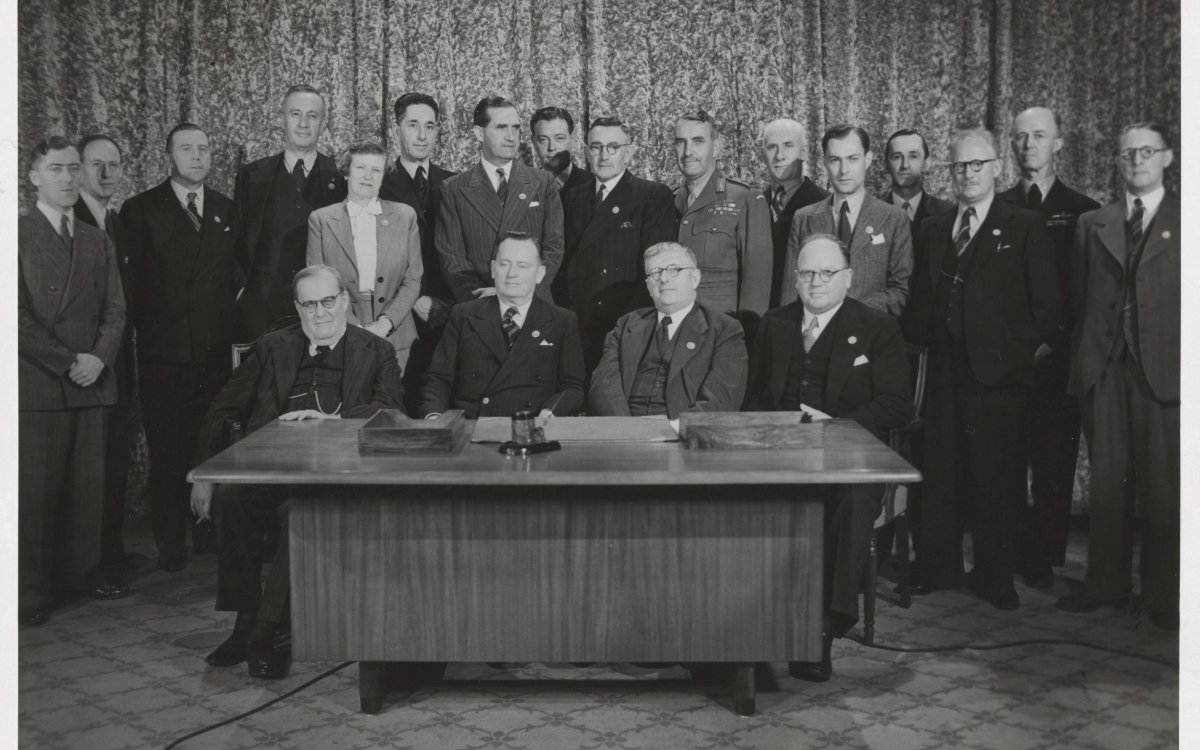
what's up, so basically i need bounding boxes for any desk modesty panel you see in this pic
[187,417,921,486]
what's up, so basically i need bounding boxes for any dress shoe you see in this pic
[206,629,251,667]
[93,583,135,600]
[247,626,292,679]
[19,605,52,627]
[1054,592,1127,613]
[789,631,833,682]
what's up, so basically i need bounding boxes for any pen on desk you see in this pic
[538,392,565,427]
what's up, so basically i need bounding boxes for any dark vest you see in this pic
[781,319,833,412]
[931,227,982,346]
[628,324,680,417]
[261,163,318,312]
[286,336,346,415]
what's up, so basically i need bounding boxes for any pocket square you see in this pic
[853,354,869,367]
[620,221,634,229]
[539,339,554,347]
[529,201,541,208]
[871,233,885,245]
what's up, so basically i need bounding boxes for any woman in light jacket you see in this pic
[307,142,422,371]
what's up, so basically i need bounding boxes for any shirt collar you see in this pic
[1127,186,1165,221]
[890,190,922,211]
[802,300,844,335]
[771,173,806,202]
[346,198,382,217]
[687,168,716,201]
[497,296,533,324]
[79,191,109,229]
[400,157,431,181]
[1021,174,1056,201]
[169,179,204,210]
[284,151,315,176]
[657,300,694,330]
[37,200,71,233]
[307,328,346,357]
[597,170,626,196]
[832,189,867,222]
[482,156,513,174]
[956,193,994,234]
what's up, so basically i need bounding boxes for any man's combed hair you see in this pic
[281,83,323,107]
[531,106,575,134]
[474,95,517,128]
[949,127,999,156]
[78,133,124,159]
[165,122,207,152]
[676,109,721,137]
[30,135,77,171]
[798,233,851,268]
[293,264,346,297]
[492,230,543,262]
[394,92,440,124]
[644,241,697,267]
[1120,120,1172,150]
[822,124,871,154]
[884,128,928,159]
[588,116,633,141]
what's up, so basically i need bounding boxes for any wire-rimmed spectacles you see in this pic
[795,268,849,284]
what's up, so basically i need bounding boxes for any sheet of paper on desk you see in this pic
[471,416,680,443]
[800,404,833,421]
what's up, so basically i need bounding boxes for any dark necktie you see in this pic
[186,192,202,232]
[772,186,787,221]
[656,315,673,354]
[415,165,428,204]
[802,316,819,353]
[1123,198,1147,357]
[59,214,73,254]
[1027,183,1043,210]
[496,168,508,202]
[954,206,975,256]
[104,210,118,243]
[836,201,852,247]
[292,159,306,192]
[593,184,606,213]
[502,306,519,348]
[901,200,913,222]
[314,344,331,359]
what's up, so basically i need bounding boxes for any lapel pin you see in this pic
[381,219,389,226]
[532,330,541,338]
[865,226,874,234]
[992,228,1001,236]
[686,341,696,350]
[612,206,620,214]
[518,193,527,201]
[328,181,336,190]
[848,336,857,344]
[1163,230,1171,239]
[213,216,221,223]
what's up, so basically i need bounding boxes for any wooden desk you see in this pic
[189,417,919,715]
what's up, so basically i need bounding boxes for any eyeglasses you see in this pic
[1117,146,1168,162]
[587,143,629,156]
[950,159,997,175]
[795,268,849,284]
[645,265,696,281]
[296,295,340,315]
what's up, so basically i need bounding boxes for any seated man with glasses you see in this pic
[588,241,747,422]
[745,233,911,682]
[188,264,404,679]
[557,116,677,372]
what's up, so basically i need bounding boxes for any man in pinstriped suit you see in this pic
[436,95,565,304]
[781,125,913,317]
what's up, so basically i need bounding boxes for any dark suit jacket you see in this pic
[879,189,955,249]
[419,296,585,418]
[782,194,913,316]
[744,298,910,439]
[194,323,404,465]
[588,303,747,418]
[435,160,565,303]
[558,170,678,367]
[234,152,347,336]
[559,162,594,195]
[768,177,828,308]
[906,198,1062,386]
[19,211,125,410]
[306,200,423,352]
[380,160,455,329]
[120,180,240,365]
[75,199,135,393]
[1069,194,1179,402]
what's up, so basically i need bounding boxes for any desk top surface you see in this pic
[189,417,920,486]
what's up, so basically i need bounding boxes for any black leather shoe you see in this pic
[19,605,52,627]
[93,583,135,600]
[247,626,292,679]
[206,629,251,667]
[788,631,833,682]
[1055,592,1127,613]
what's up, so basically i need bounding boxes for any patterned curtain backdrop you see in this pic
[19,0,1178,208]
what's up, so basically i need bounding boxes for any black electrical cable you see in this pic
[846,634,1179,669]
[162,661,353,750]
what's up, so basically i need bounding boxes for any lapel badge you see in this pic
[1163,230,1171,239]
[686,341,696,350]
[612,206,620,214]
[992,228,1001,236]
[532,330,541,338]
[328,181,336,190]
[381,219,389,226]
[865,226,874,235]
[848,336,858,344]
[518,193,527,201]
[213,216,221,223]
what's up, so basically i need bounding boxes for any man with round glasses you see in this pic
[188,264,404,679]
[588,241,746,419]
[905,128,1061,612]
[744,233,910,682]
[560,116,677,371]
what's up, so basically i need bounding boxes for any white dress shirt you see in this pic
[37,200,73,238]
[79,191,110,231]
[953,194,995,241]
[284,151,314,177]
[170,180,205,217]
[832,189,867,231]
[657,301,694,340]
[497,297,533,329]
[1126,185,1165,223]
[482,158,514,192]
[890,190,922,221]
[801,300,844,344]
[401,158,431,181]
[347,199,382,292]
[596,170,626,201]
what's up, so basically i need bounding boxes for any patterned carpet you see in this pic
[18,527,1177,750]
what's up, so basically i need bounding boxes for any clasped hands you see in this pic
[68,353,104,387]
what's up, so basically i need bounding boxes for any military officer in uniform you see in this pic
[673,110,773,325]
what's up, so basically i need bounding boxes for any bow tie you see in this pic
[346,200,382,218]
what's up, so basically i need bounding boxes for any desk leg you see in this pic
[732,663,756,716]
[360,661,387,714]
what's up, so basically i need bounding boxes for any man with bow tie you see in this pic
[1056,122,1178,631]
[190,264,405,679]
[420,232,584,419]
[121,123,241,573]
[998,107,1100,590]
[744,234,910,682]
[436,96,565,305]
[905,128,1060,611]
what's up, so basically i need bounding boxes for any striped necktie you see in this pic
[502,306,519,348]
[1122,198,1146,357]
[802,316,819,353]
[186,192,202,232]
[496,168,508,202]
[954,207,975,256]
[59,213,73,253]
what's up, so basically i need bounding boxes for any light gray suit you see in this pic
[781,194,913,316]
[306,200,423,355]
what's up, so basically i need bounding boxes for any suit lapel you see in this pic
[851,195,887,255]
[307,153,343,207]
[810,196,837,234]
[1139,196,1177,266]
[252,153,286,219]
[375,203,403,293]
[328,204,358,272]
[965,200,1009,273]
[578,172,630,252]
[467,299,510,364]
[272,330,305,412]
[499,163,534,233]
[490,297,552,388]
[1093,203,1127,267]
[770,304,803,406]
[619,309,657,395]
[32,211,73,286]
[667,306,707,386]
[462,163,503,235]
[926,211,953,289]
[823,304,853,412]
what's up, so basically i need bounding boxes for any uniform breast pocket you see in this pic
[693,218,738,269]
